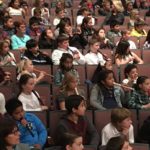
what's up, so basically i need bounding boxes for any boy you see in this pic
[5,98,47,149]
[102,107,134,145]
[54,95,99,146]
[3,16,15,37]
[52,34,85,65]
[22,39,53,65]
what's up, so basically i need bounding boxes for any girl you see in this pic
[93,28,115,49]
[143,29,150,49]
[102,108,134,145]
[115,40,143,66]
[122,64,138,88]
[11,20,30,52]
[90,69,125,110]
[57,17,87,49]
[0,117,30,150]
[128,76,150,109]
[106,135,133,150]
[0,40,16,66]
[62,133,84,150]
[56,73,84,110]
[7,0,25,16]
[54,53,80,86]
[18,74,48,111]
[85,38,106,65]
[17,59,45,83]
[38,27,57,49]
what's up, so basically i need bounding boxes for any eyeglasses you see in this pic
[11,128,19,135]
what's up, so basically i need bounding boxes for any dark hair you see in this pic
[33,7,41,16]
[26,39,38,49]
[106,135,128,150]
[115,40,131,58]
[145,29,150,43]
[134,76,149,91]
[77,7,89,16]
[5,97,23,115]
[19,74,33,91]
[81,16,92,29]
[3,16,13,24]
[57,34,69,44]
[59,53,73,70]
[97,69,114,85]
[29,16,40,27]
[9,0,20,7]
[124,64,137,78]
[89,38,99,46]
[39,27,52,40]
[65,95,85,114]
[0,67,5,83]
[0,117,17,150]
[55,7,64,14]
[62,133,82,149]
[110,20,120,28]
[14,20,26,33]
[57,17,71,34]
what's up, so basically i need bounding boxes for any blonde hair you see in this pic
[130,9,139,19]
[113,0,124,12]
[60,73,77,92]
[17,59,32,74]
[111,107,131,126]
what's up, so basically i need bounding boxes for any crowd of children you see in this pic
[0,0,150,149]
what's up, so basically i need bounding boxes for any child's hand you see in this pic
[73,52,80,60]
[122,127,129,136]
[142,103,150,109]
[34,144,41,149]
[41,105,48,110]
[7,57,14,62]
[39,71,45,79]
[20,118,28,126]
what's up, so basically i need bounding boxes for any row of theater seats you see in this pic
[29,109,150,150]
[2,61,150,85]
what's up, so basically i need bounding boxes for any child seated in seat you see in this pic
[54,95,99,146]
[102,107,134,145]
[18,74,48,111]
[5,97,47,149]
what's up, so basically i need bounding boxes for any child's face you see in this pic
[103,73,114,87]
[2,42,10,54]
[5,18,14,28]
[64,24,72,34]
[22,78,35,93]
[87,18,93,28]
[140,79,150,93]
[46,29,53,39]
[68,78,78,90]
[13,0,20,8]
[90,42,99,53]
[128,68,138,80]
[122,141,133,150]
[114,25,120,32]
[31,23,39,30]
[59,40,69,49]
[58,10,65,18]
[105,60,113,70]
[64,58,73,71]
[98,29,105,38]
[25,61,34,73]
[67,137,84,150]
[74,101,86,116]
[119,117,132,130]
[30,45,38,54]
[18,24,26,34]
[5,127,20,146]
[12,106,25,121]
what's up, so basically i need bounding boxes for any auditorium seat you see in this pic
[35,84,51,107]
[142,50,150,64]
[131,143,149,150]
[0,86,13,101]
[10,50,21,63]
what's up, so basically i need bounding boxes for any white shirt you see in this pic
[0,93,6,114]
[18,91,42,111]
[7,7,23,16]
[102,123,134,145]
[52,46,85,65]
[85,52,106,65]
[116,40,137,50]
[76,15,95,25]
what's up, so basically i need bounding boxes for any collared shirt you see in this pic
[128,90,150,109]
[102,123,134,145]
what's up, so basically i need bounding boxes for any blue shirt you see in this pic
[11,34,30,50]
[16,113,47,147]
